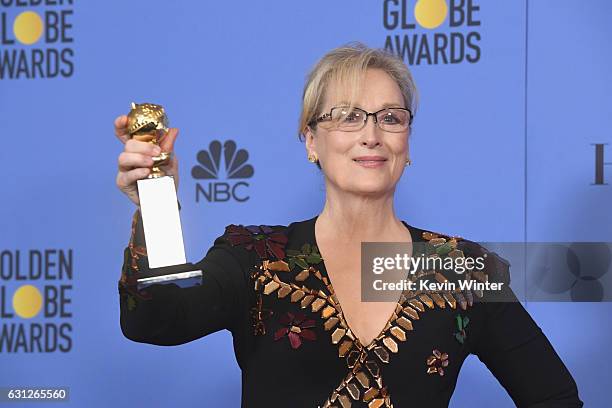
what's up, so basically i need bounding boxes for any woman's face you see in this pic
[305,68,410,197]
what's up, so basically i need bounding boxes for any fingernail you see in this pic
[153,147,161,155]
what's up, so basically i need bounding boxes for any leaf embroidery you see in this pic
[454,314,470,344]
[286,243,322,278]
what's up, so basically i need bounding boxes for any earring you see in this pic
[308,153,319,164]
[405,157,412,166]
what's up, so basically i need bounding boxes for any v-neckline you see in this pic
[307,215,424,350]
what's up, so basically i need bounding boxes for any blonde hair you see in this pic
[298,42,419,141]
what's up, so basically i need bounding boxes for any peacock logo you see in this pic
[414,0,448,29]
[192,140,254,180]
[192,140,254,202]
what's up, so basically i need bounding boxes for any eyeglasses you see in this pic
[312,106,413,133]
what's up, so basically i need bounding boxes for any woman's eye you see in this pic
[382,114,400,124]
[342,112,361,122]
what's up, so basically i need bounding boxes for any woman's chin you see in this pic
[343,181,392,196]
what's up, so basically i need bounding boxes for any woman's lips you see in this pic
[353,157,387,168]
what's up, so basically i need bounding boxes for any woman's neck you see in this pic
[316,187,407,245]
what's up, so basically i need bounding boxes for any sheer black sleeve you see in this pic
[117,210,254,346]
[470,248,583,407]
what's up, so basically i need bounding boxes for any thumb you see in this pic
[160,128,179,152]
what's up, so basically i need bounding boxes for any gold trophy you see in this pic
[127,102,202,290]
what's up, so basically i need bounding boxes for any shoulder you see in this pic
[412,225,511,286]
[214,216,319,263]
[217,222,290,261]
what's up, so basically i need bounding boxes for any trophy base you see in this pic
[136,262,202,291]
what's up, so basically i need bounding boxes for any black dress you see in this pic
[118,211,583,408]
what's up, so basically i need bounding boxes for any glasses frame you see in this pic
[312,106,413,132]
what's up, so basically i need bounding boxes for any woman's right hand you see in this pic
[114,115,180,206]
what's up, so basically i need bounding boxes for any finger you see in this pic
[159,154,178,175]
[159,128,179,153]
[114,115,130,144]
[117,168,151,188]
[168,153,179,169]
[125,139,162,155]
[118,152,154,171]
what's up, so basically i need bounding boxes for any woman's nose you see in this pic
[359,117,383,147]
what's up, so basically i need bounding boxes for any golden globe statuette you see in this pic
[126,102,202,290]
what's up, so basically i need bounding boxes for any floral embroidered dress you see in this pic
[118,213,582,408]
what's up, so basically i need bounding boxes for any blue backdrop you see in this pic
[1,0,610,406]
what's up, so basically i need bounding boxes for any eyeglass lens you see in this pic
[330,107,410,131]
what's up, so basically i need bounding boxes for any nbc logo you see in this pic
[191,140,254,203]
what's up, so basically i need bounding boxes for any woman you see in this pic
[114,43,582,407]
